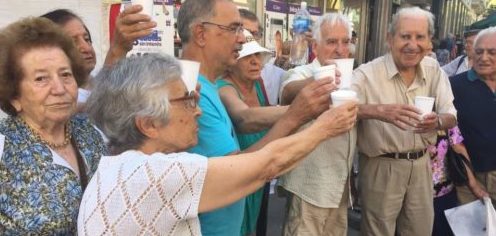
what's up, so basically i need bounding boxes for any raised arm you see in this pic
[219,85,288,133]
[242,78,336,153]
[198,102,358,213]
[280,79,312,105]
[103,5,157,66]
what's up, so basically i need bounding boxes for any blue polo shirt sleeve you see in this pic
[188,75,240,157]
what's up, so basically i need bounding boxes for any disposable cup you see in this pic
[131,0,154,17]
[313,64,336,82]
[334,58,354,89]
[414,96,435,117]
[180,60,200,93]
[331,90,357,107]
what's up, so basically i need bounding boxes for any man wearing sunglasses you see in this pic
[177,1,348,235]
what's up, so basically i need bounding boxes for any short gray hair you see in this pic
[87,54,182,152]
[474,26,496,48]
[177,0,217,44]
[388,7,435,36]
[313,13,353,44]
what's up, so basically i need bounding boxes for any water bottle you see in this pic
[290,1,311,66]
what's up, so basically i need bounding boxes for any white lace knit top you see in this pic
[77,150,207,236]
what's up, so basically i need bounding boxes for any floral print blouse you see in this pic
[428,126,464,198]
[0,115,107,235]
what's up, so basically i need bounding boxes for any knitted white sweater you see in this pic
[77,150,207,236]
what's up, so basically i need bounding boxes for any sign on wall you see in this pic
[109,0,175,57]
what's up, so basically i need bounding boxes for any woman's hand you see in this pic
[314,101,358,138]
[468,178,489,199]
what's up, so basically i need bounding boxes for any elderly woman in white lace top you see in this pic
[77,54,358,235]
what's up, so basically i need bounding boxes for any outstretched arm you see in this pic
[198,102,358,212]
[219,85,288,133]
[242,79,336,153]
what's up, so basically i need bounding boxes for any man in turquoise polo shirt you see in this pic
[177,0,338,235]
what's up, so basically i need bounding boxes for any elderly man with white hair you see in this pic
[278,13,355,236]
[450,26,496,205]
[177,0,344,235]
[351,7,457,235]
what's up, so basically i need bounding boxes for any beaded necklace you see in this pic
[19,118,71,149]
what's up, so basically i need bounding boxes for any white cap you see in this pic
[238,29,270,60]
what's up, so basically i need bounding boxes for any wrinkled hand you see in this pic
[111,5,157,54]
[315,101,358,138]
[414,112,438,133]
[287,79,337,124]
[378,104,422,130]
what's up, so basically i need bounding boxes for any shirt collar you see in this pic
[311,58,322,67]
[467,69,480,82]
[384,53,426,82]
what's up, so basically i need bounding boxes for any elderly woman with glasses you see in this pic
[77,53,357,235]
[0,17,107,234]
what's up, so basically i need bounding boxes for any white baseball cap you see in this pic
[238,29,271,60]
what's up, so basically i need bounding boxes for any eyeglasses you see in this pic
[247,29,263,40]
[201,21,244,36]
[169,92,198,109]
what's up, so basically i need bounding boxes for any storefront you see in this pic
[325,0,369,64]
[263,0,323,53]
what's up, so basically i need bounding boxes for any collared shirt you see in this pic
[0,116,106,235]
[351,53,457,158]
[467,69,496,96]
[0,110,6,119]
[278,59,357,208]
[261,58,285,105]
[442,55,470,77]
[450,69,496,172]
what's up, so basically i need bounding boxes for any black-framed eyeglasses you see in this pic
[201,21,244,36]
[169,91,198,109]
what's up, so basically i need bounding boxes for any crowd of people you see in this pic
[0,0,495,236]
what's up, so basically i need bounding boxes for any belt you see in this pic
[379,150,426,160]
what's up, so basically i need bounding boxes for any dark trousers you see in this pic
[432,189,458,236]
[256,183,270,236]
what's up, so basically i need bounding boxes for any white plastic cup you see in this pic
[334,58,354,89]
[180,60,200,93]
[414,96,435,117]
[131,0,154,17]
[331,90,357,107]
[313,64,336,82]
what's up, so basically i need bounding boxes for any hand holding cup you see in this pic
[414,96,435,119]
[313,64,336,82]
